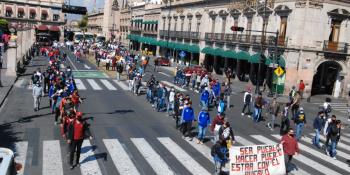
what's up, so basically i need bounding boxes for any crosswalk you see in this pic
[11,132,350,175]
[313,103,349,114]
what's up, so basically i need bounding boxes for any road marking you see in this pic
[80,140,103,175]
[113,80,129,90]
[60,64,65,69]
[84,64,91,69]
[343,133,350,137]
[103,139,140,175]
[251,135,334,175]
[87,79,102,90]
[131,138,174,175]
[159,72,171,77]
[42,140,63,175]
[14,142,28,175]
[160,81,186,92]
[157,137,211,175]
[235,136,255,146]
[74,79,87,90]
[66,53,78,71]
[100,79,117,90]
[271,134,350,173]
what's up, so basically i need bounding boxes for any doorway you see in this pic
[311,61,342,95]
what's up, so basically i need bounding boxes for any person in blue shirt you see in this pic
[200,87,210,108]
[217,96,226,114]
[212,81,221,105]
[197,107,210,144]
[313,111,325,148]
[211,138,229,175]
[181,101,195,140]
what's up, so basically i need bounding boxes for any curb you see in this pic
[0,76,18,108]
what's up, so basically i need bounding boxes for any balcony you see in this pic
[130,26,142,32]
[224,34,238,42]
[205,33,214,40]
[181,31,190,39]
[143,29,157,35]
[190,32,200,39]
[323,41,348,54]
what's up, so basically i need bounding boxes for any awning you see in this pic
[30,9,36,14]
[41,10,48,15]
[236,51,250,60]
[49,25,60,32]
[222,50,236,59]
[6,6,12,12]
[186,45,200,53]
[18,7,24,13]
[201,47,215,55]
[249,53,261,64]
[37,25,48,31]
[265,58,272,66]
[278,56,286,67]
[214,48,225,57]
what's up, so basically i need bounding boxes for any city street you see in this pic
[0,48,350,175]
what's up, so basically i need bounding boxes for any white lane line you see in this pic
[131,138,175,175]
[303,135,349,160]
[80,140,103,175]
[309,133,350,152]
[14,141,28,175]
[113,80,129,90]
[184,137,213,162]
[87,79,102,90]
[159,72,171,77]
[251,135,330,175]
[235,136,255,146]
[60,64,65,69]
[65,52,78,70]
[74,79,87,90]
[343,133,350,137]
[42,140,63,175]
[103,139,140,175]
[271,134,350,174]
[157,137,211,175]
[100,79,117,90]
[160,81,186,92]
[84,64,91,69]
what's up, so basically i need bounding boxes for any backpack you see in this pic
[297,112,305,122]
[326,104,332,113]
[33,75,40,84]
[245,93,251,103]
[289,90,295,97]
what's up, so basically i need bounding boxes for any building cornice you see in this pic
[1,0,62,9]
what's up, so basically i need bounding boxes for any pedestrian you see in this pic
[217,96,226,114]
[116,62,123,81]
[32,83,43,111]
[280,103,291,135]
[211,138,229,175]
[313,111,325,149]
[290,91,301,118]
[298,80,305,98]
[167,87,175,116]
[197,106,210,144]
[281,129,299,174]
[154,58,158,72]
[181,101,195,140]
[67,112,93,169]
[267,98,280,131]
[323,97,332,119]
[293,107,307,141]
[223,83,232,108]
[253,93,263,122]
[218,121,235,149]
[211,113,225,143]
[327,120,341,159]
[323,115,337,155]
[289,86,296,103]
[242,89,252,117]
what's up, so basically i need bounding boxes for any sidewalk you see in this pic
[0,68,17,108]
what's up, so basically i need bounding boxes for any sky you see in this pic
[66,0,105,21]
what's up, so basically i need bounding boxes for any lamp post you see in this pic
[255,0,267,94]
[166,0,171,60]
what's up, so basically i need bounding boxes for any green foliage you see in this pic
[78,15,88,30]
[0,19,8,27]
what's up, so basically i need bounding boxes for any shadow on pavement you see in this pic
[0,112,52,126]
[0,123,22,148]
[84,109,135,115]
[80,145,108,164]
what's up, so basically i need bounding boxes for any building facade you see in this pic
[87,10,104,35]
[0,0,66,41]
[126,0,350,98]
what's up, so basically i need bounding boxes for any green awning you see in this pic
[222,50,236,59]
[186,45,200,53]
[214,48,225,57]
[157,40,167,47]
[249,53,261,64]
[201,47,215,55]
[265,58,272,66]
[278,56,286,67]
[236,51,250,60]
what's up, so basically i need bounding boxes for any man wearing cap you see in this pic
[67,112,93,169]
[293,107,307,141]
[281,129,299,173]
[181,101,195,140]
[197,107,211,144]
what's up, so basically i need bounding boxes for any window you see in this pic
[163,19,166,30]
[211,18,216,33]
[329,20,341,43]
[155,24,158,31]
[30,12,36,19]
[41,14,48,20]
[5,11,12,17]
[279,16,288,44]
[221,17,226,34]
[17,10,25,18]
[53,14,59,21]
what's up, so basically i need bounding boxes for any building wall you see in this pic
[87,11,104,34]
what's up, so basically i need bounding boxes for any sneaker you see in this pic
[188,137,193,141]
[247,115,251,118]
[241,113,244,116]
[200,141,204,145]
[70,165,74,170]
[196,140,201,144]
[76,163,81,167]
[333,156,337,160]
[182,136,185,139]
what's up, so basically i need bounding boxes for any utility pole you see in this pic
[256,0,267,94]
[166,0,171,60]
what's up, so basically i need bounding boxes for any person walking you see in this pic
[280,103,291,135]
[217,96,226,114]
[211,138,229,175]
[211,113,225,143]
[200,87,210,108]
[323,97,332,119]
[268,97,280,131]
[290,91,301,118]
[323,115,337,155]
[223,83,232,108]
[181,101,195,140]
[293,107,307,141]
[281,129,299,174]
[116,62,123,81]
[32,83,43,111]
[298,80,305,99]
[67,112,93,169]
[197,107,210,144]
[167,88,176,116]
[242,89,252,117]
[313,111,325,149]
[253,93,263,122]
[218,121,235,149]
[327,120,341,159]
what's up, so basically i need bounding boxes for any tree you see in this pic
[78,15,88,32]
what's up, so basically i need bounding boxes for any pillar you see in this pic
[156,46,160,56]
[199,52,205,66]
[16,31,22,63]
[6,42,18,76]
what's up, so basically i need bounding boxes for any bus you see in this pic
[95,34,105,43]
[73,32,84,44]
[36,33,52,46]
[84,33,94,44]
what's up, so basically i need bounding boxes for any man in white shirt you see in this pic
[167,88,176,116]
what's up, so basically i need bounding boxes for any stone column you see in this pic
[16,31,22,63]
[156,46,160,56]
[199,52,205,66]
[6,42,18,76]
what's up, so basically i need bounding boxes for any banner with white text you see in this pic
[230,144,285,175]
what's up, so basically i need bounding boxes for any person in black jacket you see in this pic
[327,120,341,159]
[312,111,325,149]
[211,138,229,175]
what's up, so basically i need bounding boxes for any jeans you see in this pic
[197,125,207,141]
[313,129,321,147]
[69,139,84,166]
[157,98,165,111]
[295,123,304,141]
[191,80,196,89]
[146,89,152,102]
[116,72,121,81]
[269,114,276,129]
[214,159,225,175]
[328,140,337,157]
[253,108,262,122]
[226,95,231,108]
[33,95,41,110]
[167,101,174,114]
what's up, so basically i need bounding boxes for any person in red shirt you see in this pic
[298,80,305,99]
[281,129,299,173]
[67,112,92,169]
[211,113,225,142]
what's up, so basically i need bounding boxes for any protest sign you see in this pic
[230,144,285,175]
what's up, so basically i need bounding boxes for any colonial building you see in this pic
[0,0,66,41]
[127,0,350,98]
[87,10,104,35]
[102,0,124,41]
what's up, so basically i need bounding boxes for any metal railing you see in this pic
[323,41,348,53]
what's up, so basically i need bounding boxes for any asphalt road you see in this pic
[0,47,350,175]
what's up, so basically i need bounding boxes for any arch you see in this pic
[274,5,292,16]
[219,10,228,17]
[243,6,256,17]
[195,12,202,19]
[257,6,273,17]
[313,60,346,74]
[328,8,350,21]
[187,12,193,18]
[229,9,241,18]
[208,10,217,17]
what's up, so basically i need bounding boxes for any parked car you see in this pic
[155,56,171,66]
[183,65,209,77]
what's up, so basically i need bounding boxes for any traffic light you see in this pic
[62,5,87,15]
[230,26,244,32]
